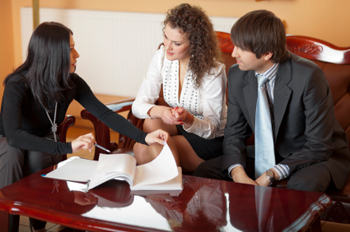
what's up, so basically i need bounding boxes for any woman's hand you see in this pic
[145,129,169,146]
[148,106,180,125]
[172,107,186,121]
[172,107,194,128]
[71,133,96,153]
[161,107,181,125]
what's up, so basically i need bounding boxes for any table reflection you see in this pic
[0,169,331,232]
[67,176,228,231]
[227,183,330,231]
[145,176,227,231]
[3,180,97,215]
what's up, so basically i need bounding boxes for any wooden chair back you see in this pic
[57,115,76,160]
[286,35,350,147]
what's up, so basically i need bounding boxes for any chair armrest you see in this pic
[81,108,116,160]
[57,115,76,160]
[106,99,134,112]
[81,98,143,160]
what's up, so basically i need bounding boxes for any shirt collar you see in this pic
[255,63,279,80]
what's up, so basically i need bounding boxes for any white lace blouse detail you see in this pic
[163,61,201,118]
[132,46,227,139]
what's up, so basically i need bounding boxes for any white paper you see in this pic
[44,143,182,192]
[131,167,183,191]
[95,153,136,176]
[88,153,137,189]
[132,143,179,188]
[44,156,97,182]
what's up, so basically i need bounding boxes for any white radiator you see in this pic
[21,7,238,97]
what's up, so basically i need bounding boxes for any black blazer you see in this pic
[222,53,350,189]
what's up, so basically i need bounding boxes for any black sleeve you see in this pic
[1,80,72,154]
[73,76,147,145]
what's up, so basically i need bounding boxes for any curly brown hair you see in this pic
[163,3,222,88]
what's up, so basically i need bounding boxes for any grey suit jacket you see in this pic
[222,53,350,189]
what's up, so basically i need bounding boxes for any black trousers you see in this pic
[193,145,332,192]
[0,135,61,230]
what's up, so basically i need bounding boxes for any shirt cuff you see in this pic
[182,116,197,133]
[228,164,243,179]
[271,164,290,180]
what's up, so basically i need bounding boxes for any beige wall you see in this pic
[1,0,349,126]
[2,0,350,82]
[0,0,14,96]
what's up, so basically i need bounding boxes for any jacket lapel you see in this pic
[274,60,292,139]
[243,71,258,128]
[241,61,293,137]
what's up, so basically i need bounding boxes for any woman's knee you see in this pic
[133,143,146,156]
[0,145,24,167]
[0,146,24,188]
[143,118,177,134]
[133,142,150,164]
[143,118,161,133]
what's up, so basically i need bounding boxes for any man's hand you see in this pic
[256,172,271,187]
[231,166,258,185]
[256,169,279,187]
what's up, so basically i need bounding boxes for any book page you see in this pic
[43,156,97,182]
[131,167,183,191]
[132,143,179,188]
[88,153,137,190]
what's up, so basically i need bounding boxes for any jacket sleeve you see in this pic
[222,66,252,172]
[279,67,343,174]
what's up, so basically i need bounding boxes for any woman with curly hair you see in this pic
[132,3,227,172]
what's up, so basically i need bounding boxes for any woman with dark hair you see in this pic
[132,4,227,172]
[0,21,168,232]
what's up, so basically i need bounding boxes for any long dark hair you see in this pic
[4,22,75,111]
[163,4,222,88]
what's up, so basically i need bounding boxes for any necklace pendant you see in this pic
[45,102,58,142]
[52,123,58,133]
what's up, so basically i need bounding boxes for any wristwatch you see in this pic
[266,169,276,186]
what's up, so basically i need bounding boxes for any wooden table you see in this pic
[0,166,331,232]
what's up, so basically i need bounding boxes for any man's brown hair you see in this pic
[231,10,290,63]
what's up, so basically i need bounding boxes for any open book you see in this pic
[44,143,183,191]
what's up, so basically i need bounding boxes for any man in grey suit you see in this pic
[193,10,350,192]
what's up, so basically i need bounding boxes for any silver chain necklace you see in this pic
[45,102,58,142]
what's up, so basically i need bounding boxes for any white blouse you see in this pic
[132,46,227,139]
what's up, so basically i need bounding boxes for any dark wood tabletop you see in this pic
[0,166,331,232]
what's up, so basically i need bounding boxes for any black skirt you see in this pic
[176,125,224,160]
